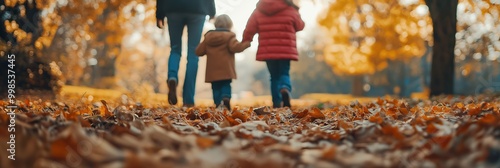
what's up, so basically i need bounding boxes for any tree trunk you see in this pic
[352,75,364,97]
[425,0,458,96]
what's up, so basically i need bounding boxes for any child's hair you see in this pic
[284,0,299,10]
[214,14,233,29]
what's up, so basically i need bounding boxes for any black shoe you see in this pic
[280,88,291,108]
[222,98,231,110]
[167,79,177,105]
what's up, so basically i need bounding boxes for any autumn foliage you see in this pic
[1,95,500,167]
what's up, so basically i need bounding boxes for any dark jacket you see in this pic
[195,29,250,82]
[242,0,305,61]
[156,0,216,19]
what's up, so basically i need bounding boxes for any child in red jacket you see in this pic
[242,0,305,108]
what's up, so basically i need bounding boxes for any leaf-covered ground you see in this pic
[1,96,500,168]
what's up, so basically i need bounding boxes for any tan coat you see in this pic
[196,29,250,83]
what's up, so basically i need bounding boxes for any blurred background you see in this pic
[1,0,500,103]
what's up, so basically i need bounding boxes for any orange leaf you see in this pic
[224,114,240,126]
[328,133,342,141]
[196,137,215,149]
[376,98,384,106]
[430,135,452,149]
[100,100,112,117]
[321,146,336,160]
[426,123,438,134]
[293,109,309,118]
[310,107,326,120]
[369,113,383,124]
[467,104,482,116]
[261,136,279,146]
[381,124,404,141]
[399,108,409,115]
[232,111,249,122]
[50,136,77,161]
[386,107,398,119]
[200,112,212,120]
[455,102,464,109]
[338,120,352,130]
[478,113,498,125]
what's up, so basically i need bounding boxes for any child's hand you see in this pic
[241,41,251,49]
[157,19,165,29]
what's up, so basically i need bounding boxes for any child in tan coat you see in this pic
[195,14,250,109]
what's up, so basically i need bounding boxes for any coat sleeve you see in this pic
[156,0,165,20]
[195,40,207,56]
[242,11,258,42]
[292,10,305,32]
[229,36,251,53]
[207,0,216,18]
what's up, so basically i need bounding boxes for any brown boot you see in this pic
[167,79,177,105]
[280,88,291,108]
[222,98,231,110]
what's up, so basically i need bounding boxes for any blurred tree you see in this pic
[318,0,500,97]
[0,0,63,96]
[318,0,432,96]
[425,0,458,96]
[45,0,149,88]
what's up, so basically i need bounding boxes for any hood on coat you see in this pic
[257,0,289,16]
[204,30,233,47]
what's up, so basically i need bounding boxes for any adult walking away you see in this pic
[156,0,216,107]
[242,0,305,108]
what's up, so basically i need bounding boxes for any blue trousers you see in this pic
[266,60,292,108]
[166,13,206,105]
[211,80,232,106]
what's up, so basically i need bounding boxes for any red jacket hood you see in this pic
[257,0,289,16]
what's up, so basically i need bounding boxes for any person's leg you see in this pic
[220,80,232,109]
[211,81,222,106]
[166,13,185,105]
[266,60,282,108]
[278,60,292,108]
[182,14,206,105]
[166,13,185,82]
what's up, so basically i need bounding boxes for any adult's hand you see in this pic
[157,18,165,29]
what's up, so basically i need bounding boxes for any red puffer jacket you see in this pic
[243,0,305,61]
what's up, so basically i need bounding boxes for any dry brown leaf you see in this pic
[426,123,438,134]
[338,120,353,130]
[200,112,212,120]
[50,136,77,161]
[293,109,309,118]
[478,113,498,125]
[381,124,404,141]
[321,146,336,160]
[100,100,112,117]
[231,110,249,122]
[369,113,383,124]
[310,107,326,121]
[196,137,215,149]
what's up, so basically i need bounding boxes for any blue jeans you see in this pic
[166,13,206,105]
[211,80,232,106]
[266,60,292,108]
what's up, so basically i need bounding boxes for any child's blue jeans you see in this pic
[211,80,232,106]
[265,60,292,108]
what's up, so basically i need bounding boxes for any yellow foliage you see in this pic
[318,0,432,75]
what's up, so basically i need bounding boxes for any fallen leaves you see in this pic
[1,96,500,168]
